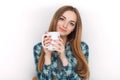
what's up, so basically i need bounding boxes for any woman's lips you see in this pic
[59,27,67,32]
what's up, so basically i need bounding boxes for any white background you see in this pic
[0,0,120,80]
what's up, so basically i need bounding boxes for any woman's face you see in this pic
[56,10,77,37]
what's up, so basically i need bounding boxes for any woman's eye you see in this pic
[59,17,64,21]
[70,22,75,26]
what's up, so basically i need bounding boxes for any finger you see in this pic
[52,43,64,52]
[58,37,65,45]
[52,45,61,52]
[58,36,64,42]
[44,38,51,47]
[44,36,51,42]
[53,47,64,54]
[55,40,64,47]
[44,42,51,47]
[53,41,64,52]
[44,40,52,47]
[43,48,52,54]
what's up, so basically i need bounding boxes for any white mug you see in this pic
[42,32,60,51]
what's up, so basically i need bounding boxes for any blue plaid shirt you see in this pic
[33,42,89,80]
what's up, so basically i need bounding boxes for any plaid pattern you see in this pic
[33,42,89,80]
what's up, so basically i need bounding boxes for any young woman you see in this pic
[33,5,90,80]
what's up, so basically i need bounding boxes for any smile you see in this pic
[59,27,67,32]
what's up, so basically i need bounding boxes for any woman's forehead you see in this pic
[61,10,77,22]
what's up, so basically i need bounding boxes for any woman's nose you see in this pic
[63,22,68,28]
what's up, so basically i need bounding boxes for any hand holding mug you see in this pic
[52,36,65,55]
[42,32,52,57]
[42,32,60,51]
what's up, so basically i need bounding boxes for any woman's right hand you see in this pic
[43,32,52,65]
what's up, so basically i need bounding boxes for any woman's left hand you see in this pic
[52,36,68,66]
[52,36,65,57]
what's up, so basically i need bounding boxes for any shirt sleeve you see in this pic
[33,42,52,80]
[60,50,82,80]
[81,42,89,61]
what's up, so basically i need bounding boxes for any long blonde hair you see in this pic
[38,5,90,79]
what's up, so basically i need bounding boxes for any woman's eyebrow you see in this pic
[61,15,76,23]
[70,20,76,23]
[60,15,66,19]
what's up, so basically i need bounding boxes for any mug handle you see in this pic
[42,33,49,48]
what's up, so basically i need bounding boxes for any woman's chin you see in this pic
[57,31,67,36]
